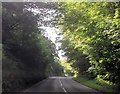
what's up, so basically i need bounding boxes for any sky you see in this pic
[30,5,66,60]
[40,26,65,60]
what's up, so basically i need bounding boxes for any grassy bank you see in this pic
[73,77,116,92]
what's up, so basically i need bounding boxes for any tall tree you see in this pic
[2,2,62,92]
[58,2,120,90]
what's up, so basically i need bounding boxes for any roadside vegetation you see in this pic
[57,2,120,92]
[2,2,63,92]
[73,77,115,92]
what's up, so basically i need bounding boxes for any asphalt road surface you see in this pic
[23,76,100,93]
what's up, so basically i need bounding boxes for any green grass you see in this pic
[73,77,116,92]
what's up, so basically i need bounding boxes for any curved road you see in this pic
[23,76,100,93]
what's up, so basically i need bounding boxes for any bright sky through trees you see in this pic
[31,7,65,60]
[41,26,65,60]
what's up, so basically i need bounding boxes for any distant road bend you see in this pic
[23,76,100,93]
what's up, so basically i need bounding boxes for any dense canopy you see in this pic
[2,2,63,92]
[57,2,120,90]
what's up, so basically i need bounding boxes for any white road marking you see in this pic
[59,79,63,86]
[63,87,67,93]
[59,79,67,93]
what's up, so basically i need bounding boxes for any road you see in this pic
[23,76,100,93]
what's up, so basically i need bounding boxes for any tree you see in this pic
[2,2,62,92]
[57,2,120,90]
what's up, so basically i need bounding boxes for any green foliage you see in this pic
[60,60,75,76]
[2,2,62,92]
[73,76,115,92]
[2,53,25,92]
[61,38,90,76]
[58,2,120,91]
[46,60,64,76]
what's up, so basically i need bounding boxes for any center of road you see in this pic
[23,77,99,93]
[59,79,67,93]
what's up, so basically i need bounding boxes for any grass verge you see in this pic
[73,77,116,92]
